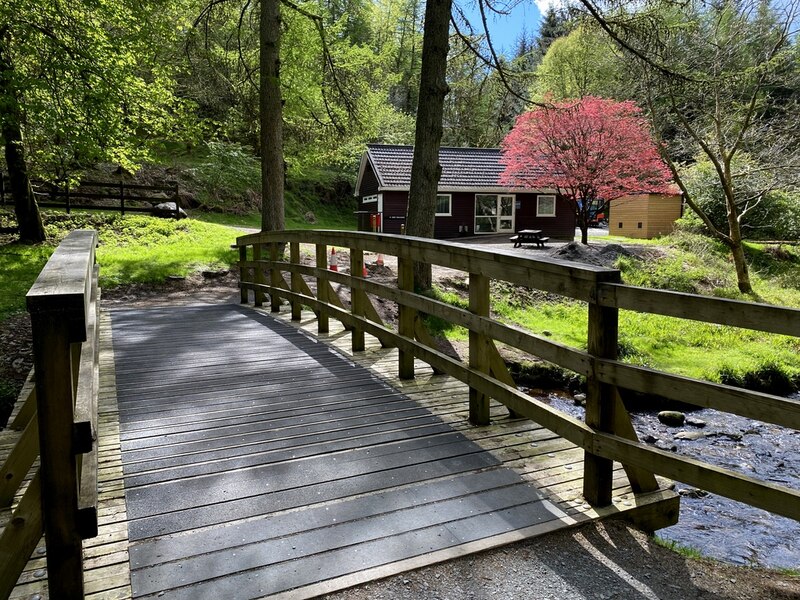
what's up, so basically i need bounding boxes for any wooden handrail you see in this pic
[0,229,101,599]
[236,230,800,523]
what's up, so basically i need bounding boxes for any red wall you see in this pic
[357,183,576,240]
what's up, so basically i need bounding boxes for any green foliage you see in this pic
[532,26,625,101]
[189,142,262,212]
[0,0,195,179]
[681,158,800,241]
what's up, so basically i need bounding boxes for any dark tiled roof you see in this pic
[366,144,508,189]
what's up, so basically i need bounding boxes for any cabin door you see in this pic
[474,194,515,233]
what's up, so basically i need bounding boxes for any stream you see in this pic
[535,392,800,570]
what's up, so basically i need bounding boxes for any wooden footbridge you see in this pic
[2,229,799,599]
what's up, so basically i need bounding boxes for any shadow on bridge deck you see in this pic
[5,301,676,599]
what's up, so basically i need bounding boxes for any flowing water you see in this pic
[533,392,800,570]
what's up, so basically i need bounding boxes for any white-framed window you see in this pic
[474,194,515,233]
[435,194,452,216]
[363,194,378,204]
[536,194,556,217]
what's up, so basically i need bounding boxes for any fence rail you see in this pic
[235,229,800,523]
[0,174,180,218]
[0,230,101,599]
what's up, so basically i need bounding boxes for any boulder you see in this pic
[152,202,188,219]
[657,410,686,427]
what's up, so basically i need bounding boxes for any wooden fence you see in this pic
[0,230,101,599]
[0,174,181,218]
[236,230,800,522]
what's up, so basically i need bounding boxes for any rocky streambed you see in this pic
[532,392,800,570]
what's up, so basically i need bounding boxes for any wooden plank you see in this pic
[469,272,490,426]
[598,359,800,430]
[235,230,615,302]
[8,383,36,431]
[350,248,366,351]
[315,244,329,332]
[0,473,43,600]
[599,282,800,337]
[397,257,415,379]
[0,416,38,507]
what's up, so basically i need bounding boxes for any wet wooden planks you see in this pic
[110,305,573,599]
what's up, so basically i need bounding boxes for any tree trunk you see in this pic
[579,223,588,245]
[729,239,752,294]
[405,0,452,291]
[259,0,285,233]
[0,35,45,243]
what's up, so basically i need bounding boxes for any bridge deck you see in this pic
[5,302,676,599]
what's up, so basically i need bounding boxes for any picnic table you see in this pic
[510,229,549,248]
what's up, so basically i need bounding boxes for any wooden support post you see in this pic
[397,257,415,379]
[269,242,281,313]
[290,242,302,321]
[253,244,266,307]
[315,244,329,333]
[350,248,366,351]
[29,312,85,598]
[119,180,125,216]
[239,245,248,304]
[583,274,620,507]
[469,272,490,426]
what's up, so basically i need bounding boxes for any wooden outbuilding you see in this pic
[354,144,576,239]
[610,191,683,239]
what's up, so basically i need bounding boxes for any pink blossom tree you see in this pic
[501,96,673,244]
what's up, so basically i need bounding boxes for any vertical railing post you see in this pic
[239,244,248,304]
[316,244,329,333]
[269,242,281,313]
[119,181,125,216]
[65,182,71,214]
[350,248,365,351]
[253,243,265,307]
[29,313,84,597]
[469,272,490,425]
[583,271,621,506]
[26,230,98,599]
[290,242,301,321]
[397,256,415,379]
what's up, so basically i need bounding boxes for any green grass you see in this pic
[0,211,239,320]
[653,536,706,560]
[486,230,800,389]
[97,216,238,287]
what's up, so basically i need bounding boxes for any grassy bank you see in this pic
[433,231,800,392]
[0,211,240,320]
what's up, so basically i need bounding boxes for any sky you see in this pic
[456,0,561,53]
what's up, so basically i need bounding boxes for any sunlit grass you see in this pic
[0,211,239,319]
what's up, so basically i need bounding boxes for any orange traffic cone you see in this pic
[376,254,384,267]
[362,264,368,278]
[328,247,338,271]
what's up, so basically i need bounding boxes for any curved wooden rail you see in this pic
[0,229,100,599]
[235,230,800,523]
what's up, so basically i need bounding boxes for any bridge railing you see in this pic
[0,230,100,599]
[235,230,800,523]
